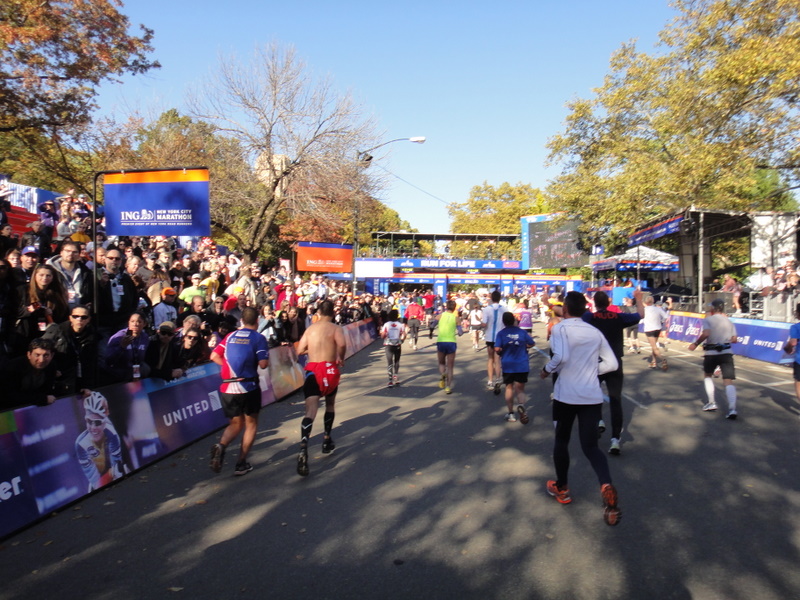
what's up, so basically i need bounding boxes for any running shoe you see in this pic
[487,381,494,390]
[726,410,737,420]
[649,362,657,369]
[445,386,452,394]
[297,448,309,476]
[440,374,446,389]
[393,375,399,386]
[598,419,606,434]
[546,480,572,504]
[702,402,718,412]
[713,366,722,378]
[516,405,529,425]
[661,359,668,371]
[210,443,225,473]
[234,461,253,476]
[322,436,336,454]
[609,438,621,455]
[628,346,636,354]
[493,381,502,395]
[504,412,517,422]
[601,483,621,526]
[387,381,394,388]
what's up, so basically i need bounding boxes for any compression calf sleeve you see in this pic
[725,385,736,412]
[324,411,335,435]
[704,378,716,403]
[300,417,313,447]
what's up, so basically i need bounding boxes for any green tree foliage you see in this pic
[547,0,800,247]
[448,182,548,258]
[0,0,158,134]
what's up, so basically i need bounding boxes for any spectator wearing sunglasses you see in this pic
[42,304,99,392]
[146,321,182,381]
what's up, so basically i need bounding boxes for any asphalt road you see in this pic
[2,321,800,600]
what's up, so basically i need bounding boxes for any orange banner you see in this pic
[296,245,353,273]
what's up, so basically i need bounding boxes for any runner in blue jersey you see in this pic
[209,306,269,476]
[495,311,535,424]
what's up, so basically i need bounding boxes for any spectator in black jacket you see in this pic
[41,304,99,393]
[0,338,59,412]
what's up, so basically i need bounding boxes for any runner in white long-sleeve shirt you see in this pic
[540,291,622,526]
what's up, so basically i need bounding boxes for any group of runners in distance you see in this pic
[208,284,744,527]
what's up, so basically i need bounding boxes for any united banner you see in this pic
[103,168,210,236]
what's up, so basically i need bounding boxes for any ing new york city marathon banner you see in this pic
[103,168,210,237]
[0,319,377,539]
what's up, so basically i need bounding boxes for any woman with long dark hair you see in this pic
[15,263,69,348]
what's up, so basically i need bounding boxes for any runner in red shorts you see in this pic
[295,299,347,476]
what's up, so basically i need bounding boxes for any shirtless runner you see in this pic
[295,299,347,476]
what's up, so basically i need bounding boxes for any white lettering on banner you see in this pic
[686,325,701,336]
[670,323,684,333]
[28,452,70,476]
[0,476,23,502]
[20,424,66,447]
[36,485,80,512]
[141,442,160,458]
[162,399,211,427]
[752,338,782,350]
[739,336,750,345]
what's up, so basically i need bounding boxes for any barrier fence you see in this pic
[0,319,377,539]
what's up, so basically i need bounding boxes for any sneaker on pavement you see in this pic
[598,419,606,434]
[487,381,494,390]
[322,436,336,454]
[546,480,572,504]
[493,381,502,395]
[609,438,621,455]
[210,443,225,473]
[726,410,737,420]
[387,381,394,388]
[516,405,529,425]
[702,402,718,412]
[445,386,452,394]
[393,375,399,385]
[601,483,621,526]
[661,359,668,371]
[297,448,309,476]
[504,412,517,422]
[234,461,253,476]
[439,374,446,389]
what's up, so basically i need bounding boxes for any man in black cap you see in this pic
[688,299,739,419]
[13,245,40,284]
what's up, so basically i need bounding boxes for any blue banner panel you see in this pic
[666,312,792,364]
[0,432,39,538]
[103,169,210,237]
[628,216,683,246]
[145,364,228,453]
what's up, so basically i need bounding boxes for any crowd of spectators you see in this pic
[0,189,381,412]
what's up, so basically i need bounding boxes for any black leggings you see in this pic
[552,400,612,489]
[407,319,420,344]
[599,366,624,439]
[385,345,401,379]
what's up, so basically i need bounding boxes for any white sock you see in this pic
[704,378,715,403]
[726,385,737,412]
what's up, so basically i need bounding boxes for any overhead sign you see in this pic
[296,242,353,273]
[103,168,210,236]
[393,258,521,270]
[628,215,683,246]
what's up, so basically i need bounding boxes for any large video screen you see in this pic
[521,214,585,269]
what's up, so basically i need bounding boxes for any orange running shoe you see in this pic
[546,480,572,504]
[601,483,621,526]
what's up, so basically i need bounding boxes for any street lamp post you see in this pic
[352,136,425,295]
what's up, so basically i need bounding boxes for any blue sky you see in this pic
[97,1,678,234]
